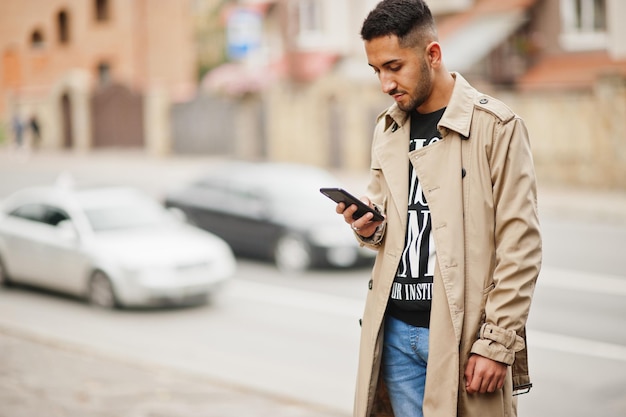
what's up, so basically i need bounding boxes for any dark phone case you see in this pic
[319,187,384,222]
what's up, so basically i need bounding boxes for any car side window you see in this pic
[241,190,269,217]
[44,207,70,226]
[192,177,269,218]
[10,204,70,226]
[10,204,48,222]
[194,180,232,211]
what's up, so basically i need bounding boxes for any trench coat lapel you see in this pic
[410,136,466,342]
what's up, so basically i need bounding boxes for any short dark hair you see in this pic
[361,0,437,48]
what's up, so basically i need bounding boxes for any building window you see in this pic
[560,0,607,51]
[58,10,70,44]
[30,29,45,49]
[95,0,110,22]
[290,0,324,49]
[97,62,111,86]
[298,0,322,34]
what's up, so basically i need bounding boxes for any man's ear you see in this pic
[425,41,443,68]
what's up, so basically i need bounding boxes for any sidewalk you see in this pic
[0,327,343,417]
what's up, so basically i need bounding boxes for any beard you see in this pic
[391,58,432,113]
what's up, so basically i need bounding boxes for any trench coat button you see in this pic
[479,98,488,104]
[368,279,373,290]
[391,123,399,132]
[462,168,467,178]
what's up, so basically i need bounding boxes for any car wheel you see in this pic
[87,272,118,309]
[274,234,312,272]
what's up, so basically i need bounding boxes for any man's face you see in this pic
[364,35,432,113]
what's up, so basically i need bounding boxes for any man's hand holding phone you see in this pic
[339,196,382,238]
[319,188,384,238]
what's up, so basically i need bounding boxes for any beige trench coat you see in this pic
[353,73,542,417]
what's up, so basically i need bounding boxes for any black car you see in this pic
[164,161,375,271]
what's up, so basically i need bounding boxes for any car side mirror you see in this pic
[167,206,188,223]
[57,219,79,242]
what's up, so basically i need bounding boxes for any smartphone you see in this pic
[319,187,384,222]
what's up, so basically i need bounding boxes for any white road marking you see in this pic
[226,267,626,362]
[538,266,626,296]
[227,266,626,317]
[528,329,626,362]
[225,280,365,317]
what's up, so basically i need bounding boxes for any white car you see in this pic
[0,185,236,308]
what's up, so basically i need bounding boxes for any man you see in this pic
[334,1,542,416]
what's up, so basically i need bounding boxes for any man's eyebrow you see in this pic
[369,59,402,69]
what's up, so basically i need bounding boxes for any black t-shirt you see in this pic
[387,107,445,328]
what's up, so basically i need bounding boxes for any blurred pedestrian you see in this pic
[29,115,41,150]
[332,1,542,416]
[11,114,24,149]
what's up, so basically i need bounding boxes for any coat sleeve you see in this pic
[354,118,388,250]
[470,116,542,365]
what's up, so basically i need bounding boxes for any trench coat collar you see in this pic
[380,72,477,138]
[374,72,477,224]
[438,72,476,138]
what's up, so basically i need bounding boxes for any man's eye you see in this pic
[389,66,401,72]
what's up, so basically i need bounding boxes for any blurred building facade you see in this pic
[505,0,626,188]
[0,0,195,153]
[199,0,625,189]
[2,0,625,189]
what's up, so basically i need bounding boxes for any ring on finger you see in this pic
[351,222,360,231]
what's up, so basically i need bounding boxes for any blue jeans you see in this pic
[382,315,430,417]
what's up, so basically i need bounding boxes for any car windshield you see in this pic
[80,190,173,231]
[191,164,344,221]
[269,185,329,210]
[261,171,339,213]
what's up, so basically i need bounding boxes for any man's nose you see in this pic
[380,74,397,94]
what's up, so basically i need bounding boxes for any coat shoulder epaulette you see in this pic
[474,95,515,123]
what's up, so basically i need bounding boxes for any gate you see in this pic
[91,83,143,148]
[170,94,236,154]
